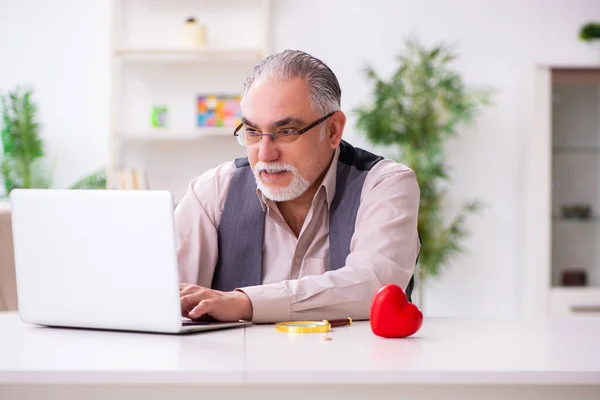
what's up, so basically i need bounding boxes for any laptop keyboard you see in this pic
[182,320,217,326]
[182,317,232,326]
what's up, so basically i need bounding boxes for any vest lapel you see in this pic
[329,141,384,270]
[211,159,264,291]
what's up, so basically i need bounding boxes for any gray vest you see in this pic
[211,140,415,301]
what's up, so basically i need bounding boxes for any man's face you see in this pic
[241,77,335,202]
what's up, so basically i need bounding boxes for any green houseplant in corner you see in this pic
[354,38,492,309]
[1,86,52,195]
[1,85,107,197]
[579,22,600,42]
[579,22,600,60]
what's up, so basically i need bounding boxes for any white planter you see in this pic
[585,41,600,64]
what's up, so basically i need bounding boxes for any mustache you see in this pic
[254,162,297,174]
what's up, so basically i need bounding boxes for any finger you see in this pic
[180,284,201,295]
[181,284,212,296]
[180,289,212,304]
[180,294,199,314]
[189,299,215,320]
[180,291,212,315]
[179,283,189,291]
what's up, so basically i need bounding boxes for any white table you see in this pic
[0,312,599,399]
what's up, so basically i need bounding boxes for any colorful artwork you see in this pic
[197,94,242,128]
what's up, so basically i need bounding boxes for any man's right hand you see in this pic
[179,283,253,322]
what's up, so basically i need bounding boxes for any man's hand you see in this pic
[179,284,253,322]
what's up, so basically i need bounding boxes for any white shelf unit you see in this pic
[114,127,233,141]
[108,0,270,201]
[522,65,600,318]
[114,48,264,61]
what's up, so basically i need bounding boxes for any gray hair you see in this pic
[241,49,341,116]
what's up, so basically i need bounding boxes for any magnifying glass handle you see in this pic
[326,317,352,327]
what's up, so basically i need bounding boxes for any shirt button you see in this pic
[295,257,301,264]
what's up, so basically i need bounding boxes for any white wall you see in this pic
[0,0,111,190]
[1,0,600,317]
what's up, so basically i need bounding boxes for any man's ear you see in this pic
[327,111,346,149]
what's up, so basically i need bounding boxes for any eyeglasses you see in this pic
[233,111,336,147]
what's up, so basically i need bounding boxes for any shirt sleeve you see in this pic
[239,163,420,323]
[174,163,234,287]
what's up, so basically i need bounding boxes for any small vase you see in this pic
[182,17,207,48]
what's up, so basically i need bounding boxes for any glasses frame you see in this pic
[233,111,337,146]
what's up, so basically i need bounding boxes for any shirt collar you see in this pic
[255,146,340,211]
[320,145,339,208]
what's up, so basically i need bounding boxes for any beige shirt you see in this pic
[175,146,420,323]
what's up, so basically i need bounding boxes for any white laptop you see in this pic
[9,188,251,334]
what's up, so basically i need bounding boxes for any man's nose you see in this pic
[257,135,279,163]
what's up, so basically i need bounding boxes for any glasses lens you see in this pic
[242,129,261,146]
[276,129,300,144]
[236,127,301,146]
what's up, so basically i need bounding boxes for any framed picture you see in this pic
[197,94,242,128]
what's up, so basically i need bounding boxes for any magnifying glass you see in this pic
[275,318,352,333]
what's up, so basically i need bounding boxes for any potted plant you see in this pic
[1,86,108,198]
[579,22,600,42]
[354,38,492,309]
[1,86,52,197]
[579,22,600,61]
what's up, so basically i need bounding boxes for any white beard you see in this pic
[253,161,310,202]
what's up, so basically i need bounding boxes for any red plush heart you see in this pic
[370,284,423,338]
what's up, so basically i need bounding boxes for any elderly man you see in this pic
[176,49,420,324]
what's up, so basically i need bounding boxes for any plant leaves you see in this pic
[0,86,51,191]
[354,37,493,281]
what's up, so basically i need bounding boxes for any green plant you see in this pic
[1,86,52,195]
[68,168,107,189]
[354,38,492,308]
[0,85,107,197]
[579,22,600,41]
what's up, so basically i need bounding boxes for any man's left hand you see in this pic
[179,284,253,322]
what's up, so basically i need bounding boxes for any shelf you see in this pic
[548,287,600,316]
[552,67,600,84]
[550,287,600,300]
[552,145,600,154]
[113,48,264,62]
[551,286,600,293]
[552,216,599,222]
[114,128,236,141]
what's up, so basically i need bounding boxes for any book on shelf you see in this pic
[116,168,148,190]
